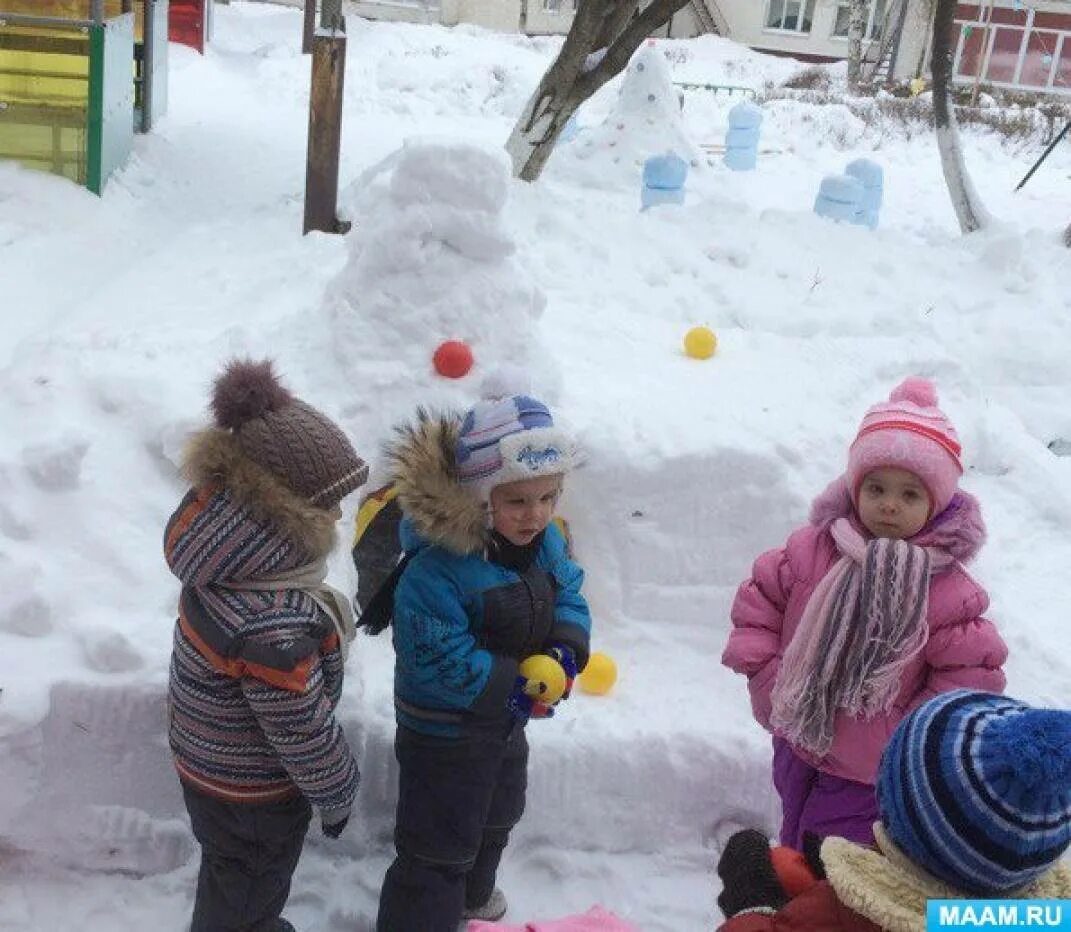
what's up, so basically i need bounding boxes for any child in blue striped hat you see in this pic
[715,689,1071,930]
[372,386,591,932]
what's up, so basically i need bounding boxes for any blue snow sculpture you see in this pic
[845,158,883,229]
[641,151,688,210]
[559,115,580,143]
[814,174,865,224]
[724,101,763,172]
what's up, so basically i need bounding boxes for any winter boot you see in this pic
[461,888,508,922]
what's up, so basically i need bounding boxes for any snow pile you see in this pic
[329,139,553,439]
[563,45,706,186]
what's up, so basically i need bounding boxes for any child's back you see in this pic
[165,359,368,932]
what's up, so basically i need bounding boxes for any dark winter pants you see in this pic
[376,725,529,932]
[182,781,312,932]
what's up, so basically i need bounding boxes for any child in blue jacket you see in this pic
[373,393,591,932]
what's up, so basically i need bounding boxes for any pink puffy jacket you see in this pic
[722,480,1007,786]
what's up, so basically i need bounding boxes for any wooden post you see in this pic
[303,25,349,235]
[303,0,316,54]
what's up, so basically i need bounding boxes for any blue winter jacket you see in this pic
[392,519,591,737]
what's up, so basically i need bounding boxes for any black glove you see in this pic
[716,829,790,919]
[802,831,827,880]
[321,812,349,839]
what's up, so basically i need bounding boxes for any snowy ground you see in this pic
[2,3,1071,930]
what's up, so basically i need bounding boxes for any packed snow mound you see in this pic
[561,45,706,185]
[329,139,555,432]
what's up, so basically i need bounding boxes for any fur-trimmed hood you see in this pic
[386,409,488,556]
[810,476,986,563]
[182,427,338,561]
[821,825,1071,932]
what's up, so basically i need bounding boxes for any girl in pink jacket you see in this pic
[722,376,1007,851]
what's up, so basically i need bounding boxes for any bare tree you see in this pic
[931,0,990,233]
[506,0,690,181]
[846,0,867,90]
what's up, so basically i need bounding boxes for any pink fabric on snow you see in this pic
[467,905,640,932]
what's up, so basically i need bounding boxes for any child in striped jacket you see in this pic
[165,359,369,932]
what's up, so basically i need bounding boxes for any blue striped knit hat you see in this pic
[455,394,573,500]
[878,689,1071,895]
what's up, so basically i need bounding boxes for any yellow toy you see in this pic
[683,325,717,360]
[578,652,617,695]
[519,655,568,705]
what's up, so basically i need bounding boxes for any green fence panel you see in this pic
[86,11,133,195]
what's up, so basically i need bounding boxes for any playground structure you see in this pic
[0,0,168,193]
[169,0,210,55]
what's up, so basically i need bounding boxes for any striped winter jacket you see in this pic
[165,428,359,817]
[386,411,592,738]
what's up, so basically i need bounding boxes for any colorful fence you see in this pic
[0,4,136,192]
[954,2,1071,94]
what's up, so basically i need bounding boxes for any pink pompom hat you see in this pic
[846,376,963,517]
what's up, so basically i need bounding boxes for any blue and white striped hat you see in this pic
[878,689,1071,895]
[455,394,572,499]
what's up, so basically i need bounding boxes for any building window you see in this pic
[543,0,563,10]
[765,0,817,34]
[832,0,887,40]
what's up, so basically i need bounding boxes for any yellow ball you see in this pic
[519,655,568,705]
[578,652,617,696]
[683,326,717,360]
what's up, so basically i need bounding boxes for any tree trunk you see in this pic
[506,0,690,181]
[931,0,989,233]
[846,0,867,90]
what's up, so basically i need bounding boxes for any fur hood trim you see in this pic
[386,409,488,556]
[809,476,986,563]
[821,824,1071,932]
[182,428,337,560]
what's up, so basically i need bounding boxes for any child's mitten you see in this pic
[506,676,556,724]
[546,642,578,699]
[716,829,790,919]
[321,809,350,839]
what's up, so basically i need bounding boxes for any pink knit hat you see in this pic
[846,376,963,517]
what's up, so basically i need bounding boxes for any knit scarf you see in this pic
[224,557,357,660]
[770,518,954,757]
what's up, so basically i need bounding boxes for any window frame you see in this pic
[830,0,886,41]
[763,0,817,35]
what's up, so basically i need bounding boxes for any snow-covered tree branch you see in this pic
[506,0,690,181]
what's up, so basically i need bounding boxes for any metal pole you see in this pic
[91,0,104,24]
[1014,119,1071,192]
[303,0,316,53]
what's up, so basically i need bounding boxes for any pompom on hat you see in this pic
[877,689,1071,896]
[846,376,963,517]
[210,359,368,509]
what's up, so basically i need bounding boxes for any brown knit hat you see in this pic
[211,359,368,509]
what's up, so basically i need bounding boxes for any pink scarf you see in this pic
[770,518,954,757]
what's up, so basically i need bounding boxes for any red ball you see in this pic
[433,340,474,379]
